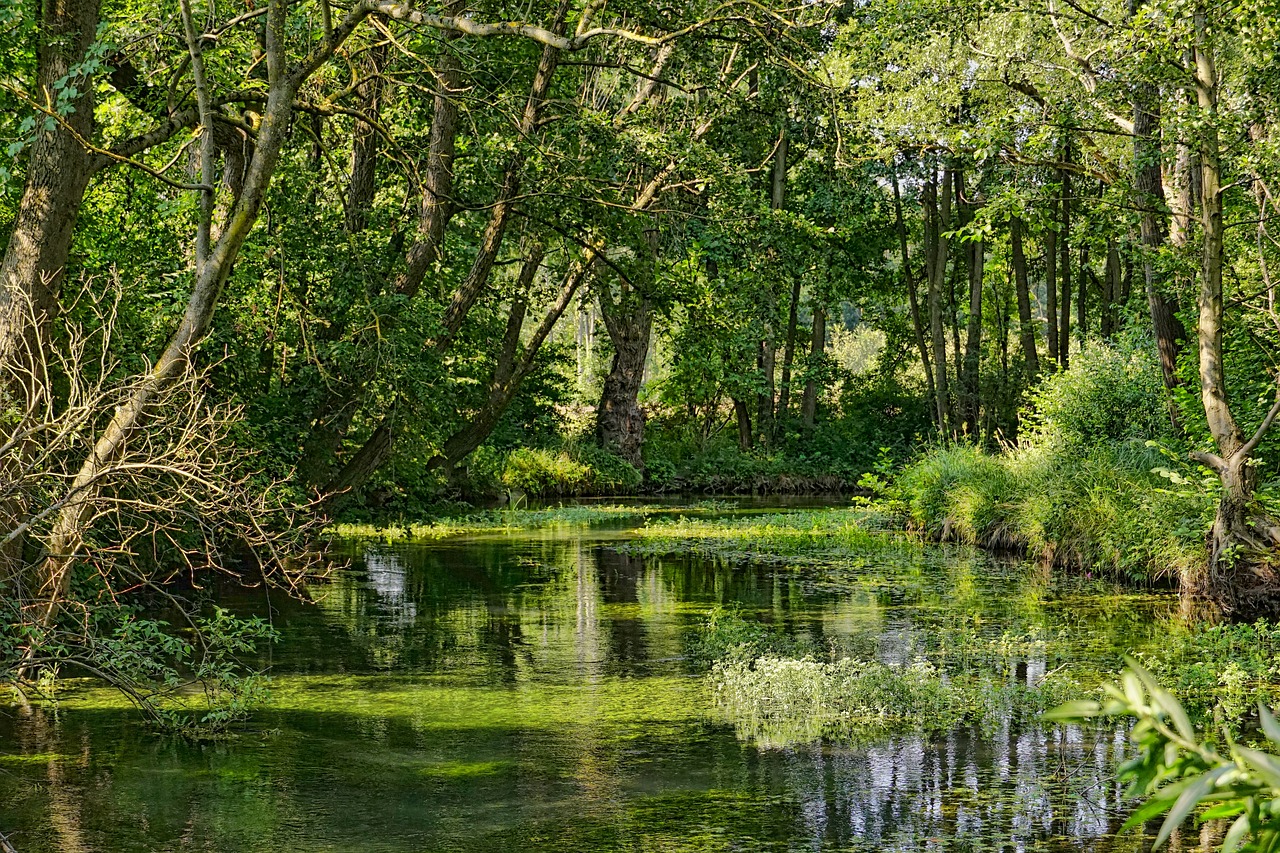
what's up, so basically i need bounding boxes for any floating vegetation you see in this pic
[621,508,912,563]
[326,505,660,541]
[691,608,1080,748]
[710,654,1078,749]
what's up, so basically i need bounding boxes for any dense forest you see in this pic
[6,0,1280,845]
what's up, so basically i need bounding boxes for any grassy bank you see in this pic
[895,442,1211,581]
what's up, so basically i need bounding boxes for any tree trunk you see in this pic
[778,278,802,419]
[800,305,826,435]
[1132,79,1186,390]
[755,342,773,449]
[1102,237,1120,338]
[36,0,302,619]
[596,298,652,468]
[1077,242,1089,339]
[344,44,387,235]
[896,172,937,424]
[733,398,753,451]
[757,128,787,446]
[0,0,102,577]
[318,30,563,497]
[1011,215,1040,381]
[1058,158,1072,369]
[1045,227,1059,370]
[962,231,984,439]
[925,172,952,431]
[299,40,465,488]
[431,250,588,476]
[1185,16,1280,616]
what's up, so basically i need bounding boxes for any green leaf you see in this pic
[1261,705,1280,748]
[1238,747,1280,789]
[1042,699,1101,722]
[1222,812,1251,853]
[1154,766,1230,848]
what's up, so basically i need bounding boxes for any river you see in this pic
[1,503,1199,851]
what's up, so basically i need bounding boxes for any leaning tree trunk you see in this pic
[596,297,652,469]
[430,250,587,477]
[1185,17,1280,616]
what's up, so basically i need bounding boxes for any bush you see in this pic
[1024,335,1174,451]
[500,444,641,497]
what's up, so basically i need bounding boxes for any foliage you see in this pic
[711,650,1075,748]
[1049,662,1280,852]
[623,508,907,562]
[327,504,658,541]
[501,444,642,497]
[1023,336,1176,451]
[896,439,1213,581]
[1137,620,1280,731]
[3,597,277,738]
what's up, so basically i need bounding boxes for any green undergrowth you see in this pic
[894,339,1219,582]
[621,507,909,562]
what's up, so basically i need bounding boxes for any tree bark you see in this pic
[1011,215,1040,381]
[431,250,589,475]
[733,398,753,451]
[1132,79,1186,390]
[1185,15,1280,615]
[1077,242,1089,339]
[962,233,984,439]
[35,0,304,618]
[924,171,953,432]
[757,127,787,446]
[800,305,826,435]
[895,171,937,424]
[596,295,652,468]
[0,0,102,576]
[1058,158,1072,369]
[778,278,802,419]
[344,44,388,235]
[1045,226,1059,370]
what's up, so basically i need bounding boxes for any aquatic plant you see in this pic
[1049,662,1280,851]
[6,602,277,738]
[326,504,656,541]
[623,508,909,563]
[710,653,1076,748]
[1135,619,1280,731]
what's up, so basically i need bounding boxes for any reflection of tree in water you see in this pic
[595,548,648,675]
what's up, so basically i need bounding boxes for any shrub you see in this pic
[500,445,641,497]
[1024,335,1174,451]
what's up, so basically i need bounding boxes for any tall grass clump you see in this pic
[896,337,1213,581]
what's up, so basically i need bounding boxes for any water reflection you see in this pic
[0,511,1198,852]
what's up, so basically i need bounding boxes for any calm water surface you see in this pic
[1,505,1199,852]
